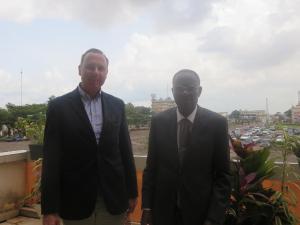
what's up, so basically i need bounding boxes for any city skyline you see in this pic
[1,0,300,114]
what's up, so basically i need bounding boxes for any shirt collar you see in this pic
[177,106,197,124]
[78,83,101,100]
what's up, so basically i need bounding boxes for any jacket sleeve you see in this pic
[142,116,157,209]
[41,100,62,215]
[206,116,231,224]
[119,102,138,199]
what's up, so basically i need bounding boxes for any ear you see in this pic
[78,65,82,76]
[197,86,202,97]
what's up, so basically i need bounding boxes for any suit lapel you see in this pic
[190,106,208,146]
[166,108,180,166]
[169,108,178,151]
[100,92,109,140]
[68,89,96,144]
[99,91,118,143]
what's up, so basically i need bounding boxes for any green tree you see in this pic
[229,110,241,122]
[285,108,292,118]
[0,107,9,125]
[125,103,151,127]
[135,106,151,126]
[6,103,47,126]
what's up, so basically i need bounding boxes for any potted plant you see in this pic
[225,137,299,225]
[15,115,45,213]
[16,114,45,160]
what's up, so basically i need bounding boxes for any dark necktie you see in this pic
[177,118,192,208]
[178,118,192,165]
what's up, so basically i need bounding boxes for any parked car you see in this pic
[275,136,284,143]
[269,126,276,131]
[260,140,270,147]
[293,128,300,135]
[240,135,253,145]
[252,136,261,144]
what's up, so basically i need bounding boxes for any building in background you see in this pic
[291,91,300,124]
[218,112,228,119]
[151,94,176,113]
[239,110,267,123]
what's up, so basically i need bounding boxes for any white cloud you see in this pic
[0,0,36,23]
[106,33,203,101]
[0,0,217,29]
[1,0,300,114]
[0,0,152,26]
[0,67,78,107]
[199,0,300,71]
[0,69,23,106]
[105,23,300,113]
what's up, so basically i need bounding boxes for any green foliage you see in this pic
[0,107,9,125]
[230,110,241,119]
[0,103,48,127]
[15,114,45,144]
[125,103,151,127]
[289,136,300,158]
[225,140,298,225]
[284,109,292,118]
[242,148,271,175]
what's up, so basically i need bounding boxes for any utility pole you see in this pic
[266,97,269,127]
[20,69,23,106]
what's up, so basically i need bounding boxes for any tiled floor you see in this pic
[0,216,41,225]
[1,217,139,225]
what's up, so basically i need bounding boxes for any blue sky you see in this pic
[1,0,300,113]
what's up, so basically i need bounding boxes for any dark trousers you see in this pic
[175,206,184,225]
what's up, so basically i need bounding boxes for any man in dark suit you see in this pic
[41,48,138,225]
[141,69,231,225]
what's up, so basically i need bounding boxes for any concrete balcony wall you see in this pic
[128,156,146,224]
[0,152,299,224]
[0,150,28,222]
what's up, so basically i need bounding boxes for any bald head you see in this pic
[172,69,202,117]
[172,69,200,86]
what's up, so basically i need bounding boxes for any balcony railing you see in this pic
[1,152,300,224]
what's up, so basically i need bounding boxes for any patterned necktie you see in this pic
[178,118,192,165]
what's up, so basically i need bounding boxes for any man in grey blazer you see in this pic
[141,69,231,225]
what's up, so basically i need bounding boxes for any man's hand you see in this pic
[43,214,60,225]
[141,210,152,225]
[128,198,138,213]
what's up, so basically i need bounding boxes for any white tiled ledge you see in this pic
[0,150,28,164]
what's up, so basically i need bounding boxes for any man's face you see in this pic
[172,72,202,117]
[78,52,108,94]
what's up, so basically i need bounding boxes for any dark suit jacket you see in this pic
[142,106,231,225]
[41,88,138,220]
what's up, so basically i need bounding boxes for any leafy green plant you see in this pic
[15,114,45,144]
[288,135,300,165]
[15,115,45,208]
[225,138,298,225]
[273,126,300,190]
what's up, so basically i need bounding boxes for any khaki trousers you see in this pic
[63,196,126,225]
